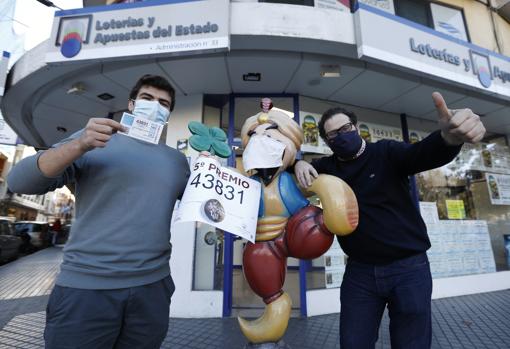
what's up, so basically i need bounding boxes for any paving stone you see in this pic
[0,247,509,348]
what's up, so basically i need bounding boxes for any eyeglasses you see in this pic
[131,92,172,111]
[325,122,354,140]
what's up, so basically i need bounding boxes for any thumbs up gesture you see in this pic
[433,92,486,146]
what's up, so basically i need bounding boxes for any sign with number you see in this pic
[357,121,402,143]
[174,157,261,242]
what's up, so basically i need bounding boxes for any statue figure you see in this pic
[238,98,359,345]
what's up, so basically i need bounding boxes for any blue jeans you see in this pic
[44,276,175,349]
[340,253,432,349]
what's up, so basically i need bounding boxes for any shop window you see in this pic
[191,97,225,291]
[192,223,224,291]
[395,0,432,28]
[416,139,510,274]
[394,0,469,42]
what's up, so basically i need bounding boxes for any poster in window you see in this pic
[419,201,440,224]
[445,199,466,219]
[300,111,333,155]
[357,122,402,143]
[408,130,430,144]
[426,220,496,278]
[177,139,189,155]
[491,144,510,174]
[325,268,344,288]
[323,239,345,288]
[324,241,344,269]
[486,172,510,205]
[430,3,468,42]
[481,144,494,169]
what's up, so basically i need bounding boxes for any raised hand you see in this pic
[432,92,486,145]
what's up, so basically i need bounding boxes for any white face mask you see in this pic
[243,134,286,171]
[132,99,170,124]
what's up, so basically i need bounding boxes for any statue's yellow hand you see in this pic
[308,174,359,236]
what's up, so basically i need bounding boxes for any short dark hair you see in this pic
[318,107,358,140]
[129,74,176,111]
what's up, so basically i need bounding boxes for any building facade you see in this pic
[0,144,74,222]
[1,0,510,318]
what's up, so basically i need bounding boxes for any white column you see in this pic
[166,94,223,318]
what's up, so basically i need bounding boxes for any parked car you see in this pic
[0,218,22,263]
[13,221,51,249]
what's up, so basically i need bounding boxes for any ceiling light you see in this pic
[97,93,115,100]
[320,65,341,78]
[243,73,261,82]
[66,82,86,95]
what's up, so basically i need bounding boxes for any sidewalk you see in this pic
[0,247,509,349]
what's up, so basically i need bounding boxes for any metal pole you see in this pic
[294,94,308,317]
[222,94,236,317]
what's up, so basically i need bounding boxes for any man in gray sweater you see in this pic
[8,74,190,349]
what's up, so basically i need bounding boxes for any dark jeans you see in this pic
[340,253,432,349]
[44,275,175,349]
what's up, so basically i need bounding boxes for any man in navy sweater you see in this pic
[294,92,485,349]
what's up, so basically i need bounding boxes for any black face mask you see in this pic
[327,130,363,160]
[256,167,279,185]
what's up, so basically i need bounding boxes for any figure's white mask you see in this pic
[243,134,286,171]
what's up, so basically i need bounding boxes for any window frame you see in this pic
[394,0,471,43]
[394,0,435,28]
[429,0,471,43]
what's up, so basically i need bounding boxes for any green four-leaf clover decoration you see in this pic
[188,121,232,158]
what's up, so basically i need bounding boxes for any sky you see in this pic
[0,0,82,154]
[13,0,83,51]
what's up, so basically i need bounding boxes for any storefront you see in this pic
[1,0,510,318]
